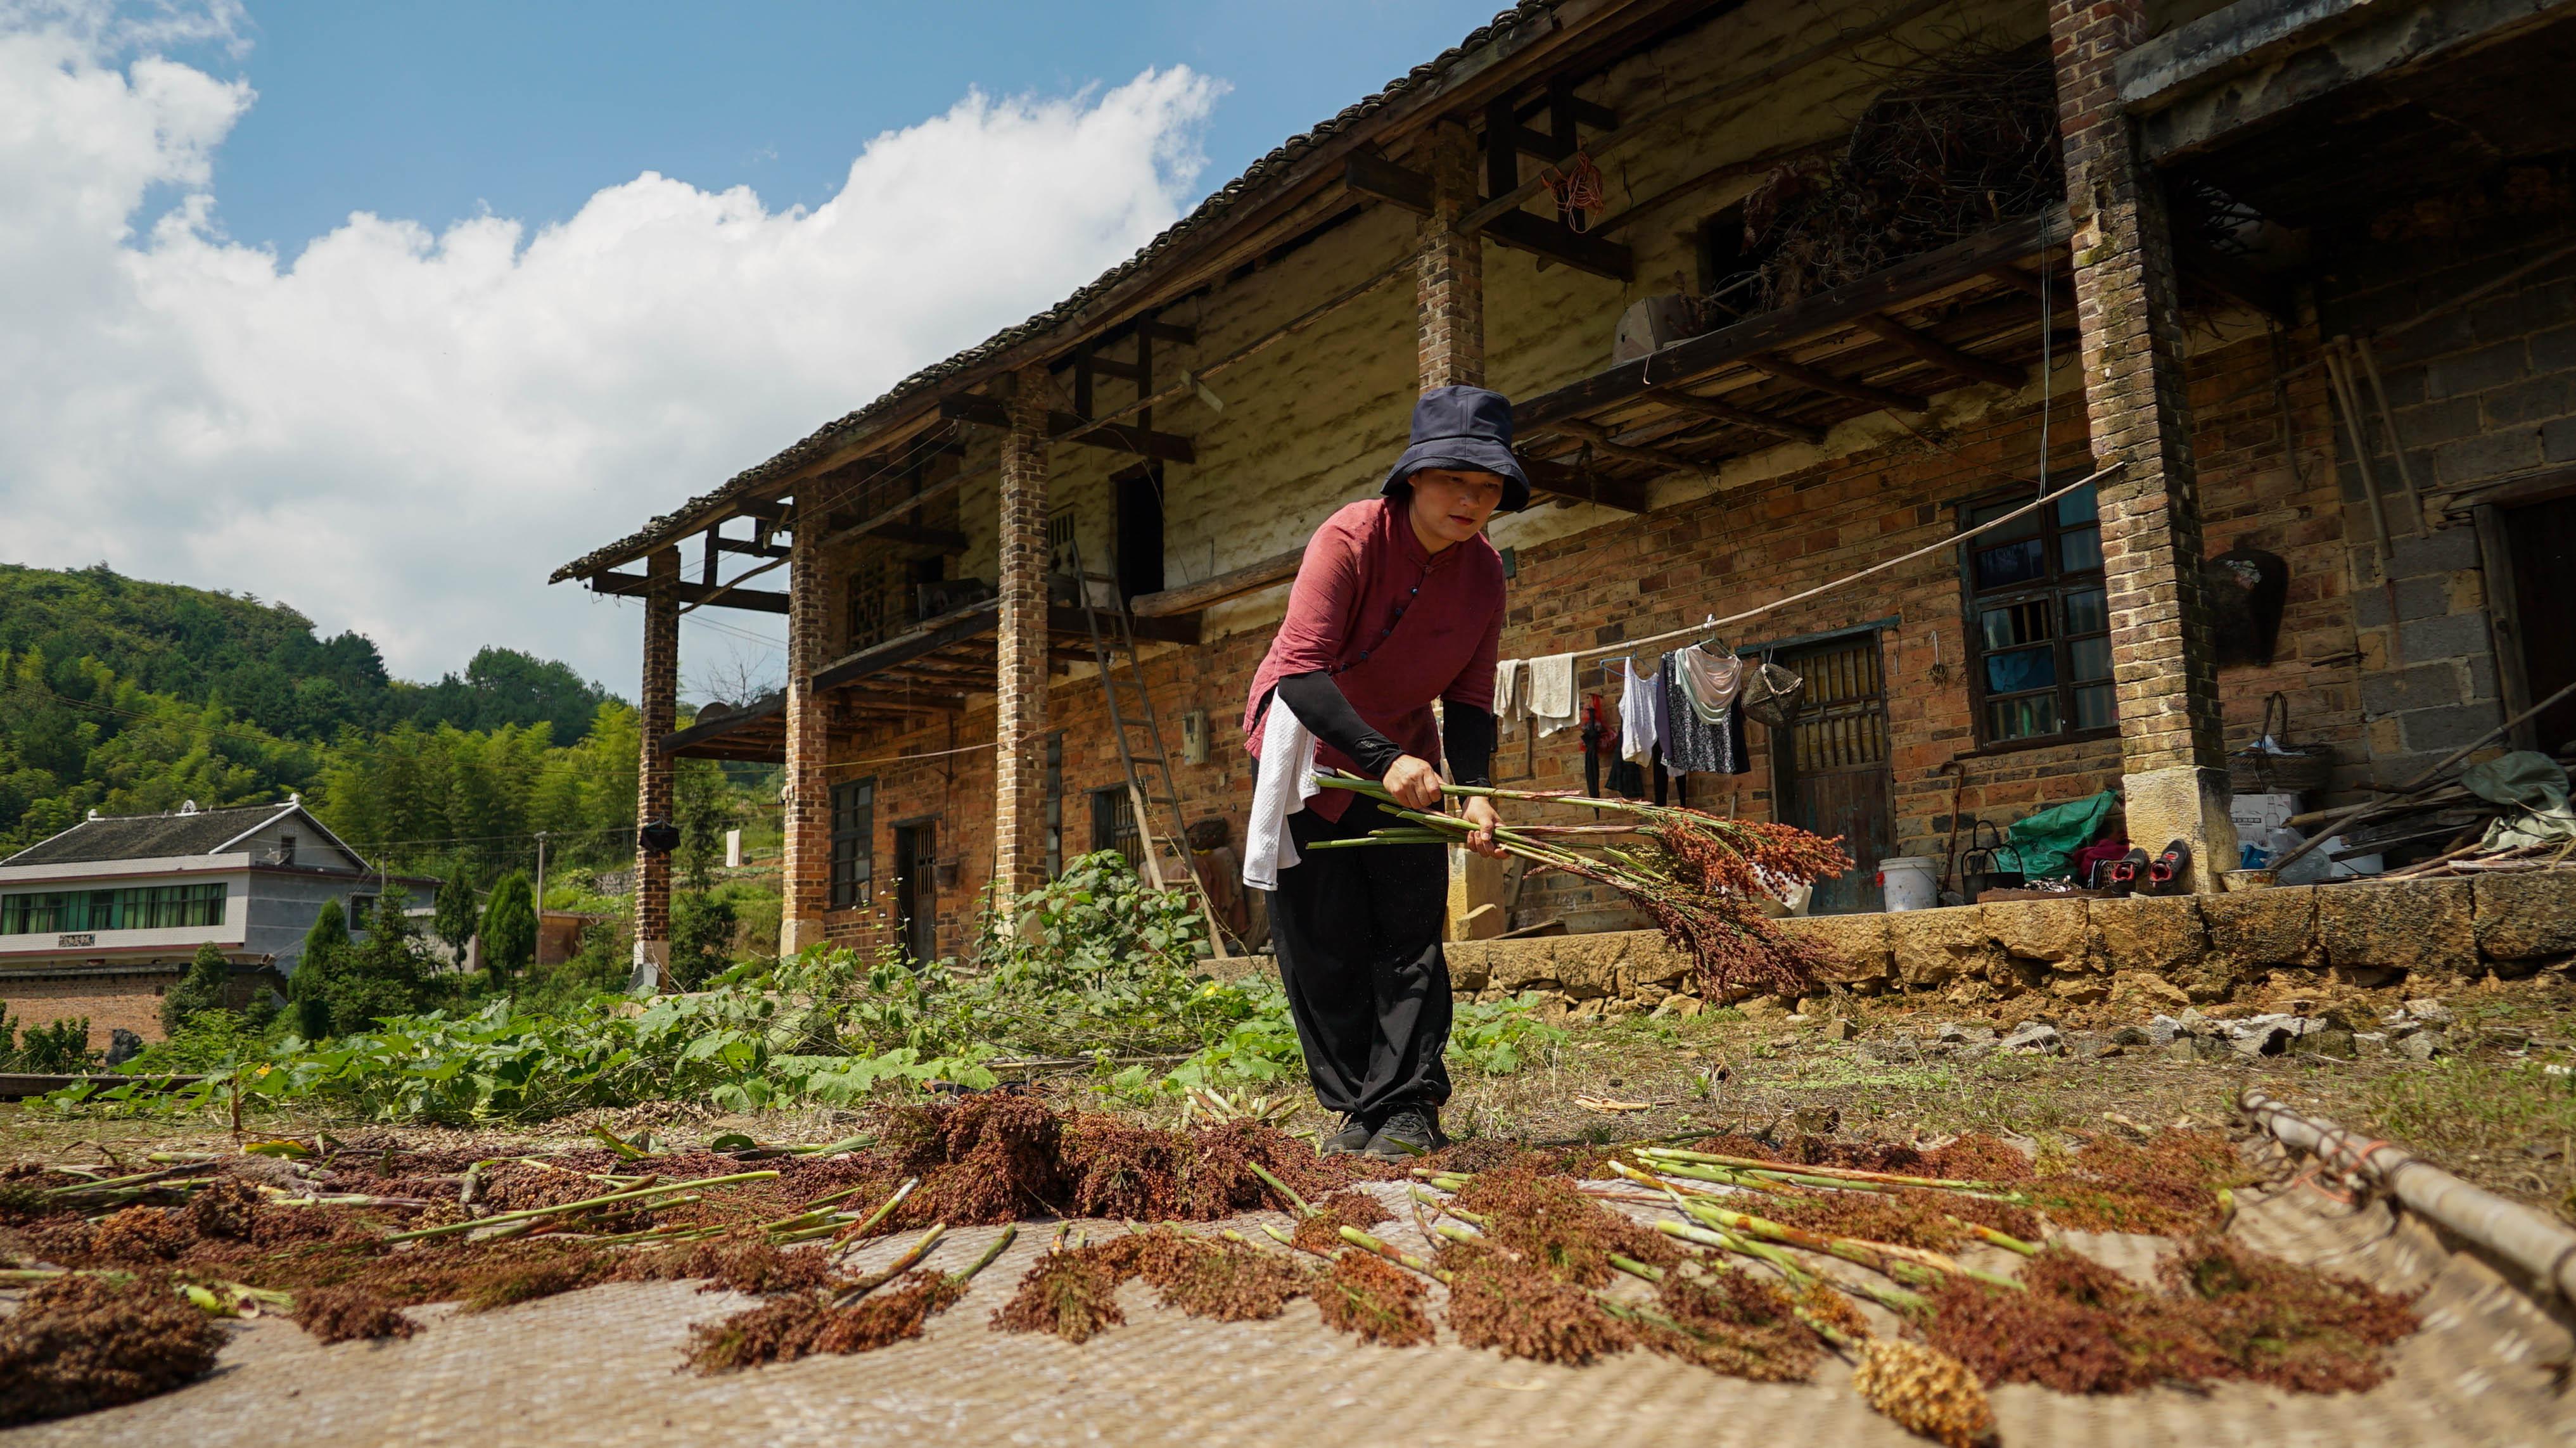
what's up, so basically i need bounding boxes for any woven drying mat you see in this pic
[9,1175,2572,1447]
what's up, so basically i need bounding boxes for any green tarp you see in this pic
[1993,789,2119,880]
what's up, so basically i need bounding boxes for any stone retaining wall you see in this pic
[1448,871,2576,1016]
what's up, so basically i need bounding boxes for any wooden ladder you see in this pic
[1063,542,1232,958]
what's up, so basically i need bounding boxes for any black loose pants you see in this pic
[1265,796,1452,1120]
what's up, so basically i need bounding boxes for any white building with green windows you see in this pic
[0,799,431,1041]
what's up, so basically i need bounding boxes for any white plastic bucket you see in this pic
[1877,856,1939,912]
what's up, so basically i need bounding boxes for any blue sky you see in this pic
[1,1,1504,688]
[174,1,1502,255]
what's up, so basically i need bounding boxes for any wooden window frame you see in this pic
[1956,483,2119,753]
[829,777,875,911]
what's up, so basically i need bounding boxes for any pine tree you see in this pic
[480,871,538,980]
[160,941,231,1036]
[432,869,478,960]
[290,898,349,1039]
[331,889,438,1031]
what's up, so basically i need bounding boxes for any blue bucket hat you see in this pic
[1380,385,1531,513]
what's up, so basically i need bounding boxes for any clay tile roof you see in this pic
[549,1,1562,585]
[3,804,297,867]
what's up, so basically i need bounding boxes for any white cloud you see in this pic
[0,2,1221,690]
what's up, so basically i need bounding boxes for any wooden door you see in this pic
[2504,495,2576,753]
[1770,632,1897,915]
[893,822,937,963]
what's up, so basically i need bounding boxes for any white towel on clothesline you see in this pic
[1492,658,1529,723]
[1529,652,1578,737]
[1242,699,1323,892]
[1617,657,1659,765]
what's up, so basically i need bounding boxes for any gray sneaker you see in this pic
[1361,1107,1449,1160]
[1321,1114,1376,1156]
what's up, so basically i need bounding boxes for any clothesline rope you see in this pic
[1563,460,2125,665]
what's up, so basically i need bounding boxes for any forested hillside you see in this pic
[0,564,610,743]
[0,562,671,884]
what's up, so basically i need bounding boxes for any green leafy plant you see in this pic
[44,853,1558,1124]
[159,941,233,1036]
[3,1011,95,1072]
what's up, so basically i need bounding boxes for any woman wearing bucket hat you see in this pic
[1240,385,1528,1160]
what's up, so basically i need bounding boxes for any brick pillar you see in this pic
[2049,0,2236,891]
[630,546,679,991]
[779,500,829,954]
[1417,124,1485,390]
[1417,125,1505,937]
[993,367,1051,906]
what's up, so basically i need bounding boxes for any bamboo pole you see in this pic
[2243,1089,2576,1307]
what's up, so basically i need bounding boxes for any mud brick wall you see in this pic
[0,971,178,1045]
[1452,870,2576,1016]
[2313,211,2576,780]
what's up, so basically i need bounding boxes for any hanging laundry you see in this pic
[1492,657,1529,725]
[1579,693,1610,798]
[1676,645,1745,724]
[1529,652,1578,736]
[1659,651,1726,775]
[1720,697,1753,775]
[1617,656,1659,765]
[1607,754,1647,800]
[1659,649,1756,775]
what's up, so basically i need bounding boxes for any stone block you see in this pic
[2202,886,2320,976]
[2086,894,2207,974]
[1989,898,2090,969]
[2475,871,2576,960]
[2319,878,2477,976]
[1887,906,1996,988]
[1786,913,1893,984]
[2399,698,2507,753]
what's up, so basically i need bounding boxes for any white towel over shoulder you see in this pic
[1242,699,1323,891]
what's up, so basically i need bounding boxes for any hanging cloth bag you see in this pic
[1740,652,1806,730]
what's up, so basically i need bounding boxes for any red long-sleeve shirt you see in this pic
[1242,498,1504,818]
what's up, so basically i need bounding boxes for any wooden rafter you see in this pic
[1342,154,1631,281]
[1640,386,1825,445]
[1745,354,1929,414]
[1545,417,1709,474]
[937,395,1196,464]
[1852,314,2027,389]
[1514,210,2070,431]
[588,570,789,614]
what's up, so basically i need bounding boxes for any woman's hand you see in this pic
[1382,754,1446,810]
[1462,796,1505,859]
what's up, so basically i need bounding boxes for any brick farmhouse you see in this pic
[0,801,431,1044]
[555,0,2576,989]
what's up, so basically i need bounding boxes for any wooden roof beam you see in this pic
[1747,354,1928,414]
[1343,154,1630,281]
[1514,210,2069,431]
[1641,386,1826,445]
[938,394,1196,464]
[1544,417,1710,474]
[588,570,790,614]
[1852,315,2027,390]
[1520,454,1649,514]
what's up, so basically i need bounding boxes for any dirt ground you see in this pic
[8,975,2575,1221]
[7,982,2576,1445]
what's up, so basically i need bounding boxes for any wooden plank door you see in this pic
[894,822,938,963]
[2504,495,2576,753]
[1770,632,1897,915]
